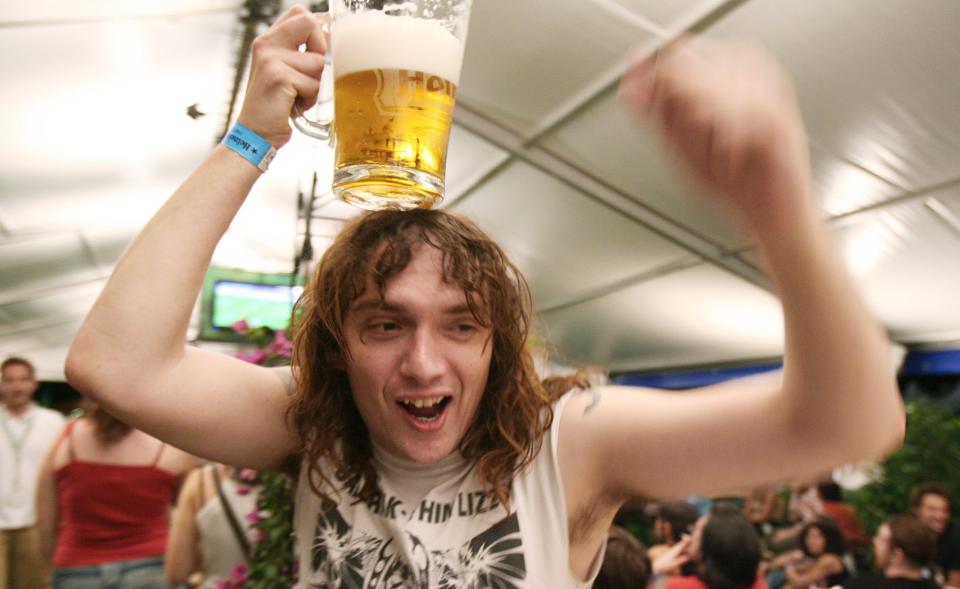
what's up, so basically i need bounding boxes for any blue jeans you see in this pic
[52,556,168,589]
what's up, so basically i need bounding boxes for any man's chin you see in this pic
[402,440,459,465]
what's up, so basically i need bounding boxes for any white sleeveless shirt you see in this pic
[294,391,602,588]
[195,468,260,589]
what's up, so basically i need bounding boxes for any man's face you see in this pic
[915,494,950,536]
[872,523,894,571]
[343,244,493,464]
[0,363,37,413]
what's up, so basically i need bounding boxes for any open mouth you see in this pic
[397,396,452,423]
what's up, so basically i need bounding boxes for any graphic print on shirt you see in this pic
[308,502,526,588]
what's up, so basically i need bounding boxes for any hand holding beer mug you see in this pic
[293,0,472,210]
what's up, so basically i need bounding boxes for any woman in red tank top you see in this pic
[35,404,198,588]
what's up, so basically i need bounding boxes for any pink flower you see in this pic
[232,319,250,335]
[234,349,268,365]
[256,528,268,543]
[238,468,258,482]
[226,562,248,584]
[244,509,260,525]
[236,483,251,496]
[269,330,293,356]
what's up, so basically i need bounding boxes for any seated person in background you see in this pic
[770,477,823,551]
[35,403,198,588]
[745,484,779,530]
[843,515,938,589]
[775,519,849,589]
[664,504,767,589]
[817,481,869,566]
[909,482,960,587]
[165,463,262,588]
[648,500,702,574]
[594,525,652,589]
[770,476,858,553]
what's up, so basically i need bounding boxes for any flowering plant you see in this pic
[232,319,293,366]
[223,319,296,588]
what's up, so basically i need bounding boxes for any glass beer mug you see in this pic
[293,0,473,210]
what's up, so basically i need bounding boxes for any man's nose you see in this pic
[399,328,445,384]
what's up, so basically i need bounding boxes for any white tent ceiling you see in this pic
[2,0,959,381]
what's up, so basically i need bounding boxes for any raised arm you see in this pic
[35,430,63,565]
[559,39,904,565]
[166,466,206,586]
[65,6,327,469]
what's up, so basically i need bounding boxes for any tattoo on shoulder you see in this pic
[576,388,601,415]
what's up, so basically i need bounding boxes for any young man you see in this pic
[909,482,960,586]
[843,515,939,589]
[0,357,65,589]
[65,5,905,587]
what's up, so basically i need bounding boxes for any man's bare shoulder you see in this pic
[269,366,296,395]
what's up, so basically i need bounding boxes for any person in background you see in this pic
[816,481,869,568]
[594,525,652,589]
[769,476,855,555]
[745,485,779,531]
[782,519,850,589]
[165,463,261,588]
[648,500,701,573]
[35,403,197,588]
[0,356,65,589]
[909,482,960,587]
[664,504,767,589]
[843,515,938,589]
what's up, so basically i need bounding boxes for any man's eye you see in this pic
[371,322,400,333]
[455,323,478,334]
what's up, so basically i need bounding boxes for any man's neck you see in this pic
[884,563,924,581]
[2,401,32,417]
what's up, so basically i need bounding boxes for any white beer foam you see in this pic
[332,12,464,84]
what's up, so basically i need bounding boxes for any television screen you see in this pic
[198,267,305,342]
[211,281,304,331]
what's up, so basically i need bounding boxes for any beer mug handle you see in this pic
[290,51,334,141]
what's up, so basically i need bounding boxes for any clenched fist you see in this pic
[236,5,328,149]
[619,38,812,237]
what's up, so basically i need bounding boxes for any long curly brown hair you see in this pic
[288,209,567,508]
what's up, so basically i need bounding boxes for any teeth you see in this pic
[402,396,444,408]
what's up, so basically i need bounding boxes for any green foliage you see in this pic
[245,470,296,588]
[230,319,297,588]
[849,400,960,533]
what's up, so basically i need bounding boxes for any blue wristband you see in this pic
[221,123,277,173]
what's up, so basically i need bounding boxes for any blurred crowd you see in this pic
[3,355,957,589]
[596,481,960,589]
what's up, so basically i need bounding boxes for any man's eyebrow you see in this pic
[444,304,473,315]
[350,299,400,314]
[349,301,476,316]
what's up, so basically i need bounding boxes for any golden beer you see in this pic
[333,68,457,209]
[291,9,469,210]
